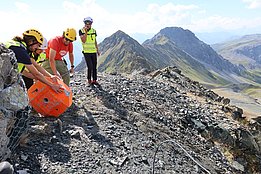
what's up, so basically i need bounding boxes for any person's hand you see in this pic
[83,27,87,33]
[51,83,64,93]
[97,51,101,56]
[54,72,62,79]
[70,67,74,74]
[50,74,61,83]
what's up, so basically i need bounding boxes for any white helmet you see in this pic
[38,37,48,50]
[83,17,93,24]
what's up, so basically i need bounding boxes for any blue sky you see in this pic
[1,0,261,43]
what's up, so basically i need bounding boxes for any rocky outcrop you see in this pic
[7,66,261,173]
[0,44,29,161]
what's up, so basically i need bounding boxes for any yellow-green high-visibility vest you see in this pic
[81,28,97,53]
[37,52,46,64]
[31,52,46,64]
[24,52,46,72]
[5,40,27,73]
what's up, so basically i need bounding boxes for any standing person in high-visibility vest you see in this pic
[79,17,100,85]
[42,28,76,86]
[22,37,60,89]
[5,29,62,93]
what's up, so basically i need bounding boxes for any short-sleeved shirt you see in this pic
[46,36,73,61]
[79,29,83,36]
[9,46,32,65]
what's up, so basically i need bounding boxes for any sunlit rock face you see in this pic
[0,43,29,160]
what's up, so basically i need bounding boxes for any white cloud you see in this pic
[1,0,261,44]
[189,15,261,33]
[40,1,200,41]
[15,2,30,13]
[0,2,36,42]
[75,2,200,40]
[242,0,261,9]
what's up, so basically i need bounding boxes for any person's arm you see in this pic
[79,28,87,43]
[31,58,60,82]
[25,64,63,93]
[69,52,74,73]
[95,39,100,56]
[31,58,51,77]
[49,48,61,78]
[22,70,36,79]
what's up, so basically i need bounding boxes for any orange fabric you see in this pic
[46,36,73,60]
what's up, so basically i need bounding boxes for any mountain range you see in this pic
[76,27,261,86]
[212,34,261,71]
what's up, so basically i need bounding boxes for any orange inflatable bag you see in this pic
[28,77,72,117]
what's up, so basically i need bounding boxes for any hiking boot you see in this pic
[86,80,92,87]
[92,80,100,85]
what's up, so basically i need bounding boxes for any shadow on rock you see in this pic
[61,103,114,148]
[91,85,128,120]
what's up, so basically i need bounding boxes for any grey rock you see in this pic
[5,67,261,173]
[0,44,29,161]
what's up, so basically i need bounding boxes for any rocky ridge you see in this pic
[8,67,261,174]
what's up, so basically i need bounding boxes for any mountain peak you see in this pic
[143,27,200,46]
[111,30,133,40]
[115,30,126,34]
[113,30,128,37]
[158,27,199,43]
[101,30,139,48]
[96,30,156,73]
[160,27,194,34]
[147,26,243,74]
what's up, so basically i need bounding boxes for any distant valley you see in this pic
[211,34,261,117]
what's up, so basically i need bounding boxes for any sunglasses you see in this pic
[65,37,73,42]
[28,42,40,47]
[84,21,92,25]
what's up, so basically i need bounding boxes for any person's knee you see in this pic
[0,161,14,174]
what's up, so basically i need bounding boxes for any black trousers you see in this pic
[22,75,34,90]
[83,53,97,81]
